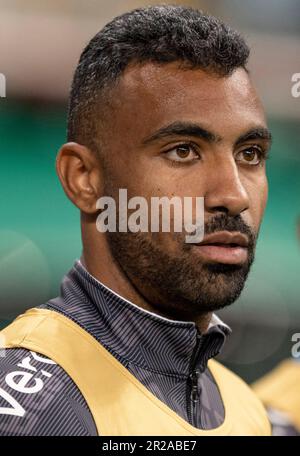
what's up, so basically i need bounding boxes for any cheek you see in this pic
[259,175,268,213]
[248,176,268,229]
[262,177,269,207]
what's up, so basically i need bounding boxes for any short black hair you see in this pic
[67,4,250,151]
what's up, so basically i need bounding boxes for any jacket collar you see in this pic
[48,259,231,377]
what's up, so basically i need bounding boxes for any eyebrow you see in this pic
[141,121,222,145]
[141,121,272,148]
[234,128,273,147]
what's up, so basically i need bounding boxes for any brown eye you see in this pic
[164,144,199,163]
[176,146,191,159]
[243,149,256,162]
[236,147,263,165]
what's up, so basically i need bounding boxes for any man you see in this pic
[0,5,272,435]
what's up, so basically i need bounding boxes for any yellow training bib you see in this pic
[0,308,271,436]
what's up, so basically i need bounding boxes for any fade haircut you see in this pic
[67,4,250,152]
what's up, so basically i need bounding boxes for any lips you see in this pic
[199,231,249,248]
[193,231,249,264]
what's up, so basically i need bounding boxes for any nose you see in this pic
[204,159,250,217]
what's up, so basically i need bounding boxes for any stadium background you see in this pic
[0,0,299,382]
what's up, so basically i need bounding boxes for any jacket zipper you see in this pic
[186,332,205,426]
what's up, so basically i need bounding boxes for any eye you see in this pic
[236,146,266,166]
[164,143,200,163]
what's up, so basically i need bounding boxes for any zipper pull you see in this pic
[190,369,200,403]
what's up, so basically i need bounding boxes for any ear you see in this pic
[56,142,102,214]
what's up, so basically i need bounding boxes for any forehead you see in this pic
[107,62,266,142]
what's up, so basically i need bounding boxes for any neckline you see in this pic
[67,260,230,377]
[90,322,233,435]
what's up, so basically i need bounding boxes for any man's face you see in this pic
[99,62,270,320]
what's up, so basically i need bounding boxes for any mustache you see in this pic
[203,213,257,248]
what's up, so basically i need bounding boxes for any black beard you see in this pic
[106,213,257,320]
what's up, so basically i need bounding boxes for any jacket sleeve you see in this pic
[0,347,97,436]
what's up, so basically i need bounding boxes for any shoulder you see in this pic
[0,346,97,436]
[208,359,271,436]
